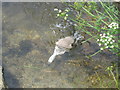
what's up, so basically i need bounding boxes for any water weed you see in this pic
[54,1,119,57]
[54,1,119,88]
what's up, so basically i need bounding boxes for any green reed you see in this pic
[54,1,119,88]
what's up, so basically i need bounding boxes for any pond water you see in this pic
[2,2,117,88]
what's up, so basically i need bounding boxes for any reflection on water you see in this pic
[2,2,117,88]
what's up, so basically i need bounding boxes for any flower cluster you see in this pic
[108,22,119,29]
[97,33,115,50]
[54,8,70,20]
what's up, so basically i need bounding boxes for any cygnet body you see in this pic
[48,31,84,63]
[48,36,74,63]
[56,36,74,49]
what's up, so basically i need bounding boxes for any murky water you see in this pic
[2,2,118,88]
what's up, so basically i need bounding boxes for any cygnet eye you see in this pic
[71,43,74,46]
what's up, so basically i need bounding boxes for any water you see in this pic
[2,2,117,88]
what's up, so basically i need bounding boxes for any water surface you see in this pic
[2,2,117,88]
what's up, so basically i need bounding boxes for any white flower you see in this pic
[74,24,77,26]
[110,45,114,48]
[101,39,106,43]
[112,40,115,42]
[106,36,109,39]
[108,22,119,29]
[110,41,113,44]
[104,43,108,46]
[57,14,60,16]
[105,46,109,48]
[54,8,58,11]
[66,14,68,16]
[100,34,102,36]
[116,24,119,29]
[108,24,112,28]
[98,43,102,46]
[107,33,110,35]
[106,41,109,44]
[59,10,62,13]
[102,33,106,37]
[111,22,116,25]
[102,35,105,38]
[108,38,112,41]
[104,39,108,42]
[64,16,67,20]
[100,48,104,50]
[97,39,100,41]
[100,39,103,41]
[65,9,69,12]
[108,25,112,28]
[112,22,118,26]
[110,35,113,38]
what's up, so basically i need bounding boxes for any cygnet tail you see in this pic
[48,53,57,63]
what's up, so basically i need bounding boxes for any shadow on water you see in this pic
[2,40,33,88]
[2,66,20,88]
[18,40,33,57]
[3,40,33,58]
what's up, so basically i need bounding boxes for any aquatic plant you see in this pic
[54,1,119,57]
[105,65,119,88]
[54,1,119,88]
[54,8,70,20]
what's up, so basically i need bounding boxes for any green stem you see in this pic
[81,35,97,44]
[110,70,118,88]
[82,5,109,26]
[86,23,99,30]
[69,18,93,36]
[99,0,114,21]
[81,11,108,30]
[23,65,41,69]
[89,49,102,57]
[71,17,100,34]
[95,71,103,87]
[94,9,109,26]
[82,7,95,17]
[104,5,118,20]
